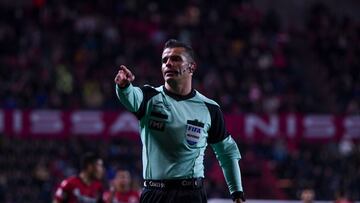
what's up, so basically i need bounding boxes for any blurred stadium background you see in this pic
[0,0,359,202]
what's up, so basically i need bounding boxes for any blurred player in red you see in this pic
[334,190,353,203]
[300,187,315,203]
[103,168,140,203]
[53,152,105,203]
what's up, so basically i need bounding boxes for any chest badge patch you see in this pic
[186,120,204,145]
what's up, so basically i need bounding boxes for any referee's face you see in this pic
[161,47,194,84]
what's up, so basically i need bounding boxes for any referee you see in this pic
[114,39,245,203]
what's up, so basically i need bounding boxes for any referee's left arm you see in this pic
[205,102,245,202]
[211,137,245,202]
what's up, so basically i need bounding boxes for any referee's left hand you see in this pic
[234,198,244,203]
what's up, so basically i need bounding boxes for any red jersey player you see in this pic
[53,153,105,203]
[103,169,140,203]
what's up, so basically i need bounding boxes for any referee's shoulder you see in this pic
[140,84,161,95]
[195,90,220,107]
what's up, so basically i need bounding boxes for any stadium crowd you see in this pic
[0,0,359,202]
[0,0,359,113]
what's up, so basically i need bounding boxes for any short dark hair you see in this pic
[115,165,131,172]
[80,152,101,170]
[164,39,195,62]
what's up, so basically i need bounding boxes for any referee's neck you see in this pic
[164,81,192,96]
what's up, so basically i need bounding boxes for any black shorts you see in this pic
[140,178,207,203]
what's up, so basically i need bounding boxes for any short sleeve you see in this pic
[54,179,71,201]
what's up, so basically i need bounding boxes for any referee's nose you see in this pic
[165,58,174,68]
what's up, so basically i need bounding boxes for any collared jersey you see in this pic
[116,84,243,193]
[54,176,103,203]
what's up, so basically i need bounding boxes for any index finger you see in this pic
[119,65,130,72]
[119,65,133,77]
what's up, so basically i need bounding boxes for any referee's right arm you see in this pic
[114,65,144,113]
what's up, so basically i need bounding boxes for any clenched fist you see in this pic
[114,65,135,87]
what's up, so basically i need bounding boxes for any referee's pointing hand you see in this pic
[115,65,135,87]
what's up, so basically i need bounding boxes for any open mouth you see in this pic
[164,70,179,76]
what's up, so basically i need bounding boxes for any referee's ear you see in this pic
[189,62,196,74]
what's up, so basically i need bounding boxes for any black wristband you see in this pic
[231,191,245,201]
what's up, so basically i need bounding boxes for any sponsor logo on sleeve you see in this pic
[148,119,165,131]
